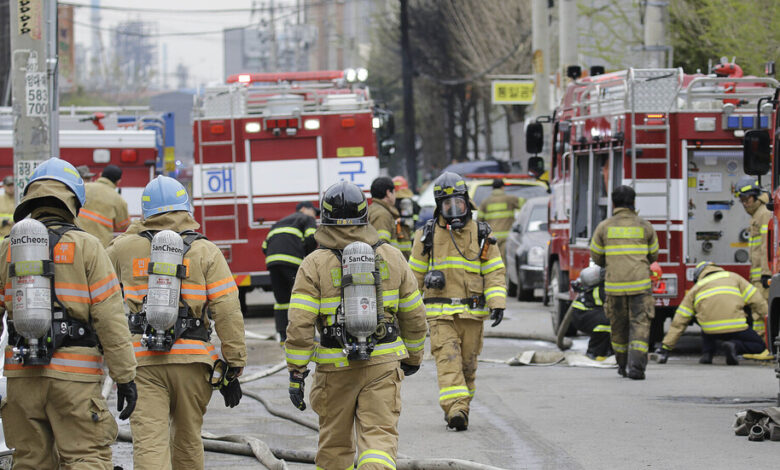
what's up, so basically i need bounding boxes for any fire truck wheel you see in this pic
[549,261,576,336]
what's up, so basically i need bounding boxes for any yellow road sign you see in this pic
[492,81,535,105]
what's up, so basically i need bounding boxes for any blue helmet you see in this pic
[24,158,86,208]
[142,175,190,219]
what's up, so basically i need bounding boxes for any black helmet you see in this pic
[320,181,368,226]
[433,172,471,229]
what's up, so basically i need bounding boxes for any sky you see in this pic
[68,0,299,87]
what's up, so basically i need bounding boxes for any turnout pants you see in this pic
[429,315,484,419]
[269,264,299,341]
[131,363,213,470]
[571,307,612,358]
[605,292,654,375]
[701,328,767,355]
[752,282,769,342]
[309,361,403,470]
[1,377,117,470]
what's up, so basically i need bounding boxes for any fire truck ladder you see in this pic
[196,87,242,244]
[629,68,683,263]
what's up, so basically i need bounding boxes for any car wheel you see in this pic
[506,266,518,298]
[516,265,534,301]
[549,261,576,336]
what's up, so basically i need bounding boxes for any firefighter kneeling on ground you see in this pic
[0,158,137,469]
[656,261,768,365]
[409,171,506,431]
[107,175,246,469]
[569,265,612,360]
[284,180,427,470]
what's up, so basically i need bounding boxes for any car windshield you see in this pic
[526,204,548,232]
[472,184,548,207]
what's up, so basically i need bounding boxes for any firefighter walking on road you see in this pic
[656,261,768,365]
[735,176,772,341]
[285,181,427,470]
[393,175,419,260]
[409,172,506,430]
[477,178,522,261]
[0,175,15,239]
[107,176,246,470]
[77,165,130,247]
[590,185,658,380]
[368,176,401,247]
[262,201,319,342]
[0,158,138,469]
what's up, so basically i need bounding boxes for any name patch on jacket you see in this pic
[133,257,190,277]
[607,227,644,239]
[53,243,75,264]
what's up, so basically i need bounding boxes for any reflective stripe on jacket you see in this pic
[368,199,400,247]
[77,178,130,247]
[0,192,14,239]
[477,189,522,241]
[590,208,658,296]
[662,265,767,349]
[107,211,246,368]
[262,211,317,268]
[748,203,771,282]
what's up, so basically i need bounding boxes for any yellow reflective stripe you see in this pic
[377,229,392,241]
[572,300,587,310]
[285,347,313,366]
[399,291,423,312]
[593,287,602,305]
[607,226,644,238]
[357,449,396,470]
[273,303,290,310]
[630,340,648,352]
[699,318,748,333]
[424,302,489,317]
[319,296,341,315]
[604,244,650,255]
[402,335,425,352]
[439,385,470,401]
[313,339,407,367]
[611,342,628,353]
[432,257,481,273]
[696,271,729,286]
[382,290,399,311]
[267,226,304,240]
[676,304,694,318]
[760,224,768,234]
[753,319,765,333]
[693,286,742,306]
[408,256,428,273]
[648,240,659,254]
[486,202,508,211]
[593,324,611,333]
[604,279,651,293]
[290,294,320,314]
[492,230,510,240]
[482,210,514,220]
[743,285,757,301]
[485,286,507,300]
[266,254,303,265]
[393,240,412,250]
[590,240,605,254]
[480,257,505,274]
[304,227,317,237]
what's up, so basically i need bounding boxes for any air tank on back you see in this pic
[144,230,184,349]
[342,241,378,360]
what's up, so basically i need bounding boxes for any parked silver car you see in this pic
[505,196,550,300]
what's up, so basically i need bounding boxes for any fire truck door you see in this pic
[571,150,613,243]
[685,148,752,265]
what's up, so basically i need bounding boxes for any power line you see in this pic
[73,20,253,37]
[62,0,372,15]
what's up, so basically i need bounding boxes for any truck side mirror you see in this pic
[526,122,544,155]
[528,156,545,177]
[743,129,771,175]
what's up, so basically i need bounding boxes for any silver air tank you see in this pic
[146,230,184,334]
[342,241,378,359]
[10,219,52,353]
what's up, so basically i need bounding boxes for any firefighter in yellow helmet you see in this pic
[0,175,15,239]
[590,185,658,380]
[0,158,137,469]
[477,178,523,261]
[656,261,768,365]
[107,176,246,469]
[77,165,130,247]
[735,176,772,341]
[285,181,427,470]
[408,171,506,431]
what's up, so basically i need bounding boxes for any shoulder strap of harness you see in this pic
[421,219,436,256]
[476,220,491,245]
[42,220,83,310]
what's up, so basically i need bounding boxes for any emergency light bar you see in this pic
[227,70,345,84]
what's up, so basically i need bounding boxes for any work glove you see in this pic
[655,346,670,364]
[490,308,504,327]
[762,275,771,289]
[219,366,243,408]
[117,381,138,420]
[289,369,309,411]
[400,362,420,377]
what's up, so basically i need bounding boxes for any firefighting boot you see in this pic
[447,410,468,431]
[699,351,714,364]
[628,350,647,380]
[721,341,739,365]
[616,353,628,377]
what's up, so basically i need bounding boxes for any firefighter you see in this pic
[590,185,658,380]
[735,176,772,340]
[393,175,419,260]
[285,180,427,470]
[368,176,400,247]
[0,158,137,469]
[77,165,130,247]
[106,176,246,469]
[570,265,612,359]
[76,164,96,181]
[656,261,768,365]
[408,171,506,430]
[262,201,319,342]
[0,175,14,239]
[477,179,522,261]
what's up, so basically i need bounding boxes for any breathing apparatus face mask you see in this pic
[439,196,469,229]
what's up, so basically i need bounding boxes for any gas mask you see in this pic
[440,196,470,230]
[398,198,414,229]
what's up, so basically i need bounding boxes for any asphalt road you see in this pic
[109,293,780,469]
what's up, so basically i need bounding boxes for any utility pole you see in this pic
[643,1,669,68]
[400,0,417,192]
[531,0,550,119]
[558,0,577,94]
[10,0,59,204]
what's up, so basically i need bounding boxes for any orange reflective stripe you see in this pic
[116,218,130,230]
[78,208,113,228]
[4,350,104,375]
[181,283,207,301]
[90,273,120,303]
[132,339,218,360]
[206,276,238,300]
[54,282,90,303]
[123,283,148,301]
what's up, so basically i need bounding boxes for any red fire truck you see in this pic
[527,66,778,342]
[191,70,380,304]
[0,107,162,218]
